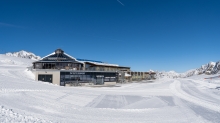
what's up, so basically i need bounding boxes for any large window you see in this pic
[60,72,117,83]
[35,63,42,69]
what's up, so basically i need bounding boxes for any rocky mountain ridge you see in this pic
[5,50,41,60]
[155,61,220,79]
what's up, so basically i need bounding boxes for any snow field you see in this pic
[170,80,220,112]
[0,55,220,122]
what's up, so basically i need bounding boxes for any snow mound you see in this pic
[0,54,34,66]
[5,50,41,60]
[0,106,53,123]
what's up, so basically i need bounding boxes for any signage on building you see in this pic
[105,77,116,78]
[70,72,85,75]
[96,75,104,77]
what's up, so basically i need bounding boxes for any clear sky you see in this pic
[0,0,220,72]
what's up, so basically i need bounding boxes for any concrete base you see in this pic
[81,83,94,86]
[65,83,74,87]
[65,83,94,86]
[65,82,116,87]
[104,82,116,85]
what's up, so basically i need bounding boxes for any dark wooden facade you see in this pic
[33,49,84,70]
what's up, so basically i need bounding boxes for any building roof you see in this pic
[35,49,130,68]
[76,58,104,63]
[84,61,119,67]
[38,49,84,64]
[40,52,77,61]
[84,62,131,68]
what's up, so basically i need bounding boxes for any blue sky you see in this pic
[0,0,220,72]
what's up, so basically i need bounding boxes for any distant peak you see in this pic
[5,50,41,60]
[155,61,220,79]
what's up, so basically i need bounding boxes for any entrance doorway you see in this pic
[38,75,53,83]
[96,76,104,85]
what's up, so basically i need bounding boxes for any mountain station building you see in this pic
[31,49,155,86]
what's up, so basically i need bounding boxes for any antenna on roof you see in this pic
[56,48,65,61]
[56,48,58,61]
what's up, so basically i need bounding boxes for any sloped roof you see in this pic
[36,49,128,67]
[40,52,55,60]
[84,61,119,67]
[76,58,104,63]
[40,52,74,61]
[38,50,84,64]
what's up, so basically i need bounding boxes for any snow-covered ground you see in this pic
[0,54,220,123]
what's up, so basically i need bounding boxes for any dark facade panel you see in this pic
[60,72,118,85]
[38,75,53,83]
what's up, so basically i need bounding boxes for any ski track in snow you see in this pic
[0,55,220,122]
[170,80,220,112]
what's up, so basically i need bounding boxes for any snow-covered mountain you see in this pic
[5,50,41,60]
[155,61,220,79]
[155,71,181,79]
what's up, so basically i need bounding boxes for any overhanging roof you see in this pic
[85,62,130,68]
[37,50,84,64]
[34,49,130,69]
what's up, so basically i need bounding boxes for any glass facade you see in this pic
[34,62,83,70]
[60,72,118,85]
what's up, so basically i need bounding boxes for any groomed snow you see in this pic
[0,54,220,122]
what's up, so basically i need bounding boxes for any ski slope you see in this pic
[0,54,220,123]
